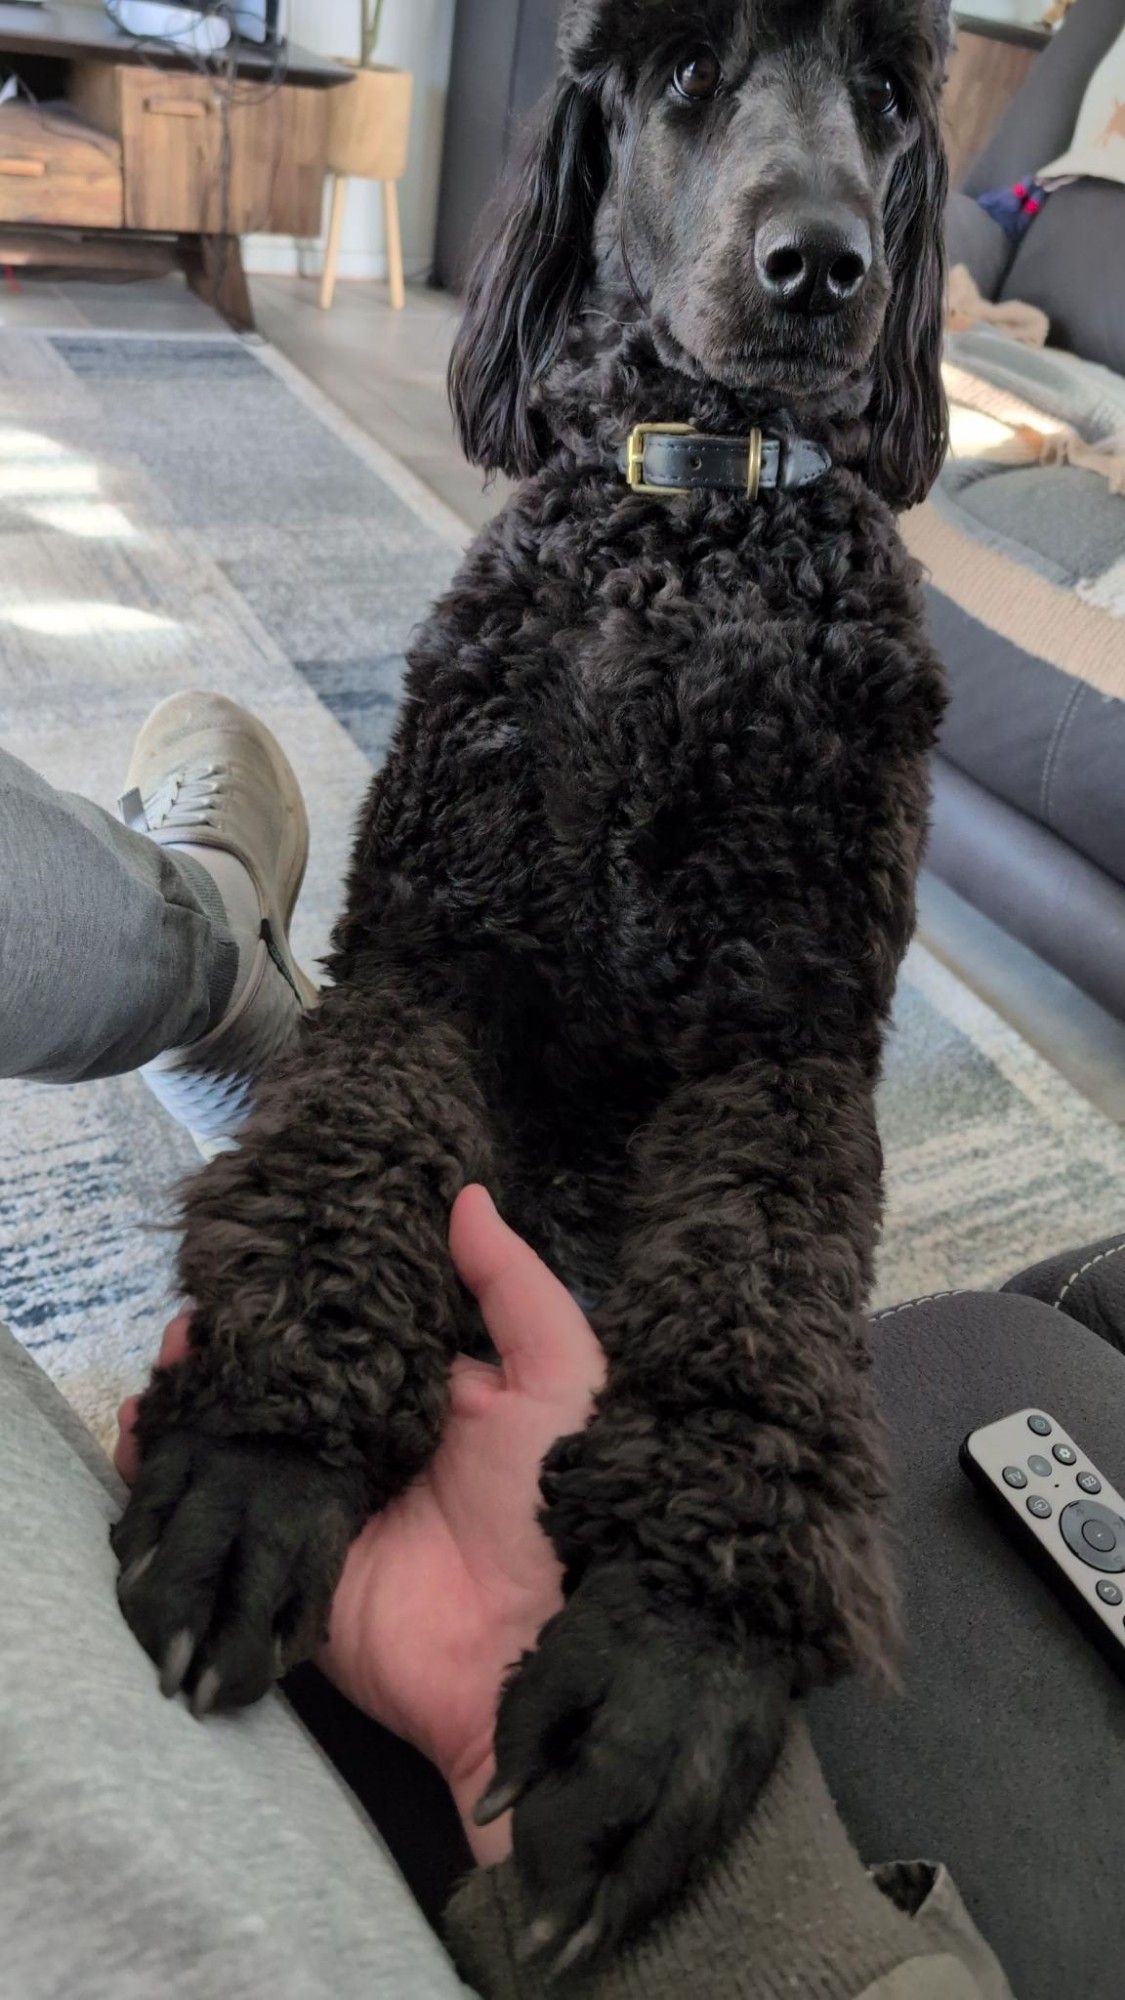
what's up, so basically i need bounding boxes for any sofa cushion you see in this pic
[924,577,1125,888]
[927,759,1125,1020]
[1001,180,1125,376]
[946,192,1014,298]
[945,326,1125,442]
[939,458,1125,589]
[962,0,1125,199]
[912,330,1125,882]
[902,436,1125,886]
[1037,17,1125,190]
[1003,1232,1125,1348]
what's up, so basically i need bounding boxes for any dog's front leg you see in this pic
[481,1050,897,1971]
[112,974,496,1712]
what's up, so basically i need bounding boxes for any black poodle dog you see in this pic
[115,0,952,1969]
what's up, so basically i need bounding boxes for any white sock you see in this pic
[177,844,262,1016]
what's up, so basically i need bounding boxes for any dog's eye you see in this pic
[864,70,903,120]
[672,50,723,102]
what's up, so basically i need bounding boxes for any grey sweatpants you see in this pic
[0,744,468,1995]
[0,1318,467,2000]
[0,744,237,1082]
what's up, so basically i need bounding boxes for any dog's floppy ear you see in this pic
[866,87,950,511]
[448,81,609,479]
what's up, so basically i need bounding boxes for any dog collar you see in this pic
[618,423,832,499]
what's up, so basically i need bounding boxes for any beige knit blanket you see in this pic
[946,267,1125,493]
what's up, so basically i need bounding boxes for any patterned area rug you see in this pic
[1,328,1124,1449]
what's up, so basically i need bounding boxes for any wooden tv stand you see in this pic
[0,5,350,328]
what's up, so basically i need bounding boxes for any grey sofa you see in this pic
[931,0,1125,1020]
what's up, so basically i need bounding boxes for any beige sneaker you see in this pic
[119,691,319,1155]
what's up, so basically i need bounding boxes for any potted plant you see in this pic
[320,0,415,311]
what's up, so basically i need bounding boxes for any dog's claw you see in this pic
[114,1430,366,1720]
[118,1548,156,1593]
[473,1774,524,1825]
[191,1667,222,1718]
[159,1627,196,1699]
[551,1916,605,1980]
[517,1915,562,1964]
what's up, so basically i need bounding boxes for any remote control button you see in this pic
[1027,1496,1052,1519]
[1027,1415,1052,1436]
[1027,1454,1052,1478]
[1053,1444,1077,1466]
[1060,1502,1125,1573]
[1096,1581,1123,1606]
[1077,1472,1102,1495]
[1003,1466,1028,1488]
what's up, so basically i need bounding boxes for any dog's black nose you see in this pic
[754,211,872,315]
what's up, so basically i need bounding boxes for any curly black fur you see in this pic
[118,0,951,1964]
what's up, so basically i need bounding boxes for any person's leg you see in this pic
[0,1317,466,2000]
[0,742,236,1082]
[0,693,317,1144]
[809,1289,1125,2000]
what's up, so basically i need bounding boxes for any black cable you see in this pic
[66,3,289,290]
[126,5,292,303]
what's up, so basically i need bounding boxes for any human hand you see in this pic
[115,1186,606,1863]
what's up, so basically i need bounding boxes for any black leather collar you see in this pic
[617,423,832,499]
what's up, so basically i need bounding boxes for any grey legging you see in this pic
[0,742,236,1082]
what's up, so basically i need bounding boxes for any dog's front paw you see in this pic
[476,1561,790,1977]
[112,1431,366,1713]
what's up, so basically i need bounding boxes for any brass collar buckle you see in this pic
[625,422,765,499]
[625,421,694,495]
[745,426,764,500]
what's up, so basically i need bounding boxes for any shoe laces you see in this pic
[141,764,227,834]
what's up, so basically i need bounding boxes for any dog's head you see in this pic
[450,0,951,508]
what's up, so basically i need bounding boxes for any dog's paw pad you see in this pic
[486,1561,790,1972]
[114,1430,364,1713]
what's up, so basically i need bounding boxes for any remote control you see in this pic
[960,1408,1125,1675]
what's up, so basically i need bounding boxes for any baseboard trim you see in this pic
[242,237,428,283]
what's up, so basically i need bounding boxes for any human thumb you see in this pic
[449,1186,606,1401]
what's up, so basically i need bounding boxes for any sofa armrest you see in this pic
[1003,1234,1125,1351]
[946,191,1015,299]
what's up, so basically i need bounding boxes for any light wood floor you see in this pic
[2,265,1123,1125]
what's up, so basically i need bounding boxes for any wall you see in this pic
[960,0,1052,19]
[244,0,456,280]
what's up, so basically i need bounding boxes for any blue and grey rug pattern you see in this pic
[1,329,1123,1446]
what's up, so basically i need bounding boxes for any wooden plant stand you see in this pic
[320,63,413,313]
